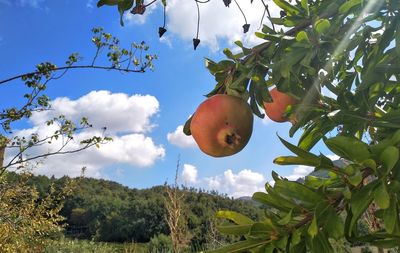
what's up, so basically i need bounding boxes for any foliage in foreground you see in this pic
[194,0,400,252]
[0,172,72,253]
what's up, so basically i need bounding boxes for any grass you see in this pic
[44,238,148,253]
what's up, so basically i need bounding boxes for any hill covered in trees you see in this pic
[4,172,265,250]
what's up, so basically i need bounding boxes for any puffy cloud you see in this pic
[5,90,165,178]
[167,125,196,148]
[181,163,198,184]
[165,0,280,51]
[124,0,281,51]
[176,163,266,197]
[284,165,314,181]
[206,169,265,198]
[30,90,159,134]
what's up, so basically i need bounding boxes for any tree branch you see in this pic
[0,65,145,85]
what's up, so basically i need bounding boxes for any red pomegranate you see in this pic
[263,88,298,123]
[190,94,253,157]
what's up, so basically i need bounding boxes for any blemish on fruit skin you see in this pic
[225,134,235,145]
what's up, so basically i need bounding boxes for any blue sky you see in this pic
[0,0,335,197]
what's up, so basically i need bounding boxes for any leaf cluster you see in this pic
[211,130,400,252]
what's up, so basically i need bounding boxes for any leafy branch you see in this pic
[0,27,156,174]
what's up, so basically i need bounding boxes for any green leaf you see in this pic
[296,31,310,42]
[383,200,398,234]
[273,0,301,15]
[338,0,361,14]
[277,209,292,225]
[117,0,133,26]
[374,181,390,209]
[311,232,334,253]
[291,229,302,246]
[342,185,352,199]
[380,146,399,174]
[348,170,363,186]
[300,0,309,16]
[217,224,252,235]
[216,210,254,225]
[325,207,344,239]
[205,239,269,253]
[277,136,319,162]
[324,136,370,162]
[249,222,274,236]
[362,159,377,172]
[298,119,336,151]
[252,191,295,212]
[308,214,318,238]
[349,181,379,234]
[97,0,123,7]
[314,19,331,34]
[183,116,192,136]
[274,179,323,206]
[273,156,319,167]
[371,239,400,249]
[272,236,288,250]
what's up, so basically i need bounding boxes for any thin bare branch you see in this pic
[0,65,145,85]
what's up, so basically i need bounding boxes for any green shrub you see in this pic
[148,234,173,253]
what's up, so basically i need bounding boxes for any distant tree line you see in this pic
[4,172,265,250]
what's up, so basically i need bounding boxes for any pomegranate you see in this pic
[263,88,298,123]
[190,94,253,157]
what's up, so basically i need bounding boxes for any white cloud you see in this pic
[285,165,314,181]
[181,163,198,184]
[124,0,281,51]
[176,163,266,198]
[165,0,281,51]
[30,90,159,134]
[5,90,165,178]
[206,169,265,198]
[167,125,196,148]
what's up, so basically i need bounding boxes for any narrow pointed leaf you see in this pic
[274,156,319,167]
[324,136,370,162]
[277,135,319,162]
[205,239,269,253]
[380,146,399,174]
[308,214,318,238]
[277,209,292,225]
[374,181,390,209]
[383,200,398,234]
[216,210,254,225]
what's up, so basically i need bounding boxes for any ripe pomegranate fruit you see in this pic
[263,88,298,123]
[190,94,253,157]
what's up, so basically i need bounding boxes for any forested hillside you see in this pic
[5,172,264,250]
